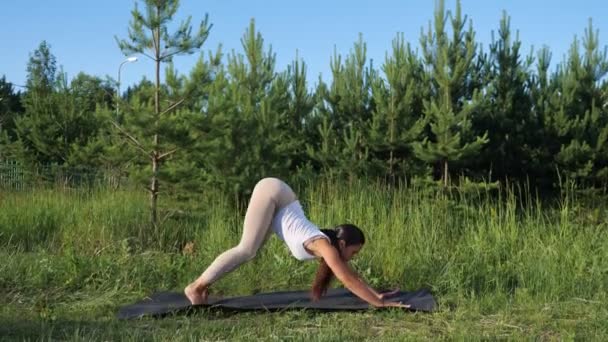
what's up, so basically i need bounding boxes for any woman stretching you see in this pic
[185,177,407,308]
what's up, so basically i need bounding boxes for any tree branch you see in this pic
[158,148,178,160]
[140,51,156,61]
[160,98,186,116]
[161,47,194,61]
[111,120,151,157]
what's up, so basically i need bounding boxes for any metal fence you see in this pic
[0,160,130,191]
[0,160,26,190]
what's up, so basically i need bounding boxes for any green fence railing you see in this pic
[0,160,129,191]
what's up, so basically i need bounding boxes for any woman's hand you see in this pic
[378,288,400,300]
[373,288,410,308]
[381,301,411,309]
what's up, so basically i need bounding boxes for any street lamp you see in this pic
[117,56,138,115]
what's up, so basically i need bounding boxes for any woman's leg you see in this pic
[185,178,296,303]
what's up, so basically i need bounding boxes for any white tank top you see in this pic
[271,200,329,261]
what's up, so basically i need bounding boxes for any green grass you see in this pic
[1,179,607,340]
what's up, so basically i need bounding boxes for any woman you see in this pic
[185,177,408,308]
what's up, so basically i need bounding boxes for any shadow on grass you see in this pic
[0,310,320,341]
[1,318,149,340]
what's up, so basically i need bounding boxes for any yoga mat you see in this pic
[117,287,437,320]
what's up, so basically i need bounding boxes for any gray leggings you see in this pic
[196,178,297,285]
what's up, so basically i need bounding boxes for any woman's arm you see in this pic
[355,276,401,300]
[310,260,332,301]
[307,239,384,307]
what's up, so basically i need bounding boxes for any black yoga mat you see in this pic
[117,288,437,320]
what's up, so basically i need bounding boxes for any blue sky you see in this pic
[1,0,606,90]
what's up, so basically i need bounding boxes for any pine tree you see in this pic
[115,0,212,226]
[285,51,315,173]
[473,12,537,182]
[597,82,608,187]
[545,20,608,187]
[325,34,375,130]
[528,46,559,189]
[412,0,488,187]
[182,46,223,113]
[186,19,295,198]
[307,35,376,180]
[25,41,56,96]
[17,40,60,166]
[150,47,224,197]
[10,43,106,177]
[0,76,24,143]
[368,33,427,182]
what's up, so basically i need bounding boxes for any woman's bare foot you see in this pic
[184,283,209,305]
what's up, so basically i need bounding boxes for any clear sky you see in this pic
[1,0,607,90]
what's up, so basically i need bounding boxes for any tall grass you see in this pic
[1,179,607,339]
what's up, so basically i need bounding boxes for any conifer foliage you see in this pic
[1,0,607,216]
[115,0,212,226]
[412,0,488,186]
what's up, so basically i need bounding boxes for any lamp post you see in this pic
[117,56,138,115]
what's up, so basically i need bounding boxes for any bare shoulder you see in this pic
[306,237,338,260]
[306,237,353,281]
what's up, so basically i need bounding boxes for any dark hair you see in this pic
[311,224,365,298]
[320,224,365,248]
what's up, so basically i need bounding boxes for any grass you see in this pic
[1,179,607,340]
